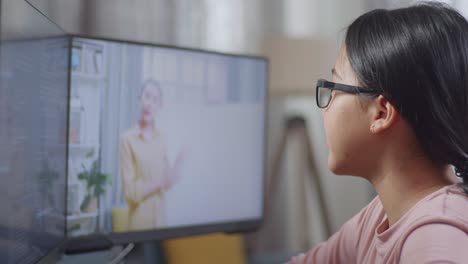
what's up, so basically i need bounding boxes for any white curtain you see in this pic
[99,43,144,231]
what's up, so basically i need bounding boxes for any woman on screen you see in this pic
[288,2,468,263]
[120,80,184,231]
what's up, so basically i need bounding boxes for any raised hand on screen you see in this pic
[167,147,188,188]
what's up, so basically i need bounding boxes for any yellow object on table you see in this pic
[164,233,246,264]
[112,206,129,233]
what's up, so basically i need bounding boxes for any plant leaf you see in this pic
[80,194,91,211]
[77,172,87,180]
[98,173,108,184]
[94,185,105,197]
[106,174,112,184]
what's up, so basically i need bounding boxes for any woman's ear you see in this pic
[370,95,399,134]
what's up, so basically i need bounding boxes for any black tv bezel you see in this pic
[64,34,269,253]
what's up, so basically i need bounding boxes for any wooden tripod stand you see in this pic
[265,115,331,239]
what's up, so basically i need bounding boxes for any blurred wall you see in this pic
[25,0,374,53]
[1,0,64,38]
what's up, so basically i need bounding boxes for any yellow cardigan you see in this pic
[119,127,168,231]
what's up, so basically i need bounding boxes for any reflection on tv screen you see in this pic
[0,37,69,263]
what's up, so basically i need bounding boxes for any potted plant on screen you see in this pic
[78,159,111,213]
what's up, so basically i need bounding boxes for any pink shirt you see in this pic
[300,184,468,263]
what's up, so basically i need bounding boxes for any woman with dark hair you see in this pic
[288,2,468,263]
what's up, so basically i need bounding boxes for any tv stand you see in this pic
[59,241,166,264]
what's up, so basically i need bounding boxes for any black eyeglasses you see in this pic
[316,79,379,108]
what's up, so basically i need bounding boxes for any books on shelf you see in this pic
[72,41,105,78]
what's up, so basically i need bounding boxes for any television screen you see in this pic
[66,36,267,241]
